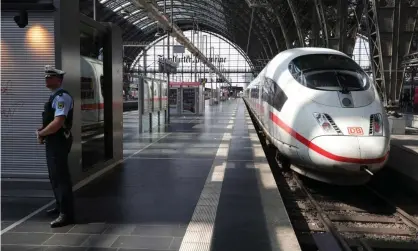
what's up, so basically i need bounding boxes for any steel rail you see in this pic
[292,174,353,251]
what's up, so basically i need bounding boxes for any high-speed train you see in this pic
[80,56,105,127]
[243,47,391,185]
[80,56,163,128]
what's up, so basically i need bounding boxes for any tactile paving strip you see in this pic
[179,108,237,251]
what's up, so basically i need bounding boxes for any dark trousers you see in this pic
[45,134,74,216]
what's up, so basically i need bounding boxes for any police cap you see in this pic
[45,65,65,78]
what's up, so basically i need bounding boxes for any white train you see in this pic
[81,56,105,127]
[80,56,166,129]
[244,47,391,185]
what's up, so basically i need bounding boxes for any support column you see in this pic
[103,23,123,162]
[53,0,82,181]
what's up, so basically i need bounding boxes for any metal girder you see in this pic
[344,0,365,55]
[314,0,329,47]
[286,0,304,46]
[127,0,270,48]
[87,0,403,80]
[124,0,271,64]
[255,9,279,55]
[246,8,255,55]
[238,3,274,60]
[134,69,254,74]
[338,0,348,50]
[245,0,270,8]
[128,0,229,84]
[129,22,258,68]
[83,0,301,70]
[363,0,418,105]
[129,28,256,71]
[402,52,418,67]
[362,0,387,105]
[390,0,402,104]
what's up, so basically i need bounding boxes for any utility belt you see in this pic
[45,127,72,141]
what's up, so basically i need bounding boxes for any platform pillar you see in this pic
[53,0,82,181]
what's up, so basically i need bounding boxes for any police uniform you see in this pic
[42,66,75,227]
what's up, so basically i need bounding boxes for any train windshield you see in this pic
[289,54,370,92]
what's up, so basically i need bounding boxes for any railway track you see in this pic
[282,172,418,251]
[245,105,418,251]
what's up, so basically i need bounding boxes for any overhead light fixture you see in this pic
[14,10,28,28]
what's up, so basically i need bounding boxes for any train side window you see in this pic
[252,86,259,99]
[262,77,270,103]
[266,77,288,112]
[81,77,94,99]
[288,62,302,83]
[268,78,275,105]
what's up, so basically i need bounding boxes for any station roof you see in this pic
[79,0,366,70]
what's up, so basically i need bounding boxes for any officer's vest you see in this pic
[42,89,74,137]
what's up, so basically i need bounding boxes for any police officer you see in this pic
[37,65,74,228]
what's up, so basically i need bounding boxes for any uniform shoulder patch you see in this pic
[57,101,65,109]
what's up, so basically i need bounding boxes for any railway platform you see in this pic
[387,128,418,188]
[1,99,301,251]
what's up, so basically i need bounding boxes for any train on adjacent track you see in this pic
[243,47,391,185]
[81,56,105,128]
[80,56,164,130]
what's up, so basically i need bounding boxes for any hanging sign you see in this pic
[158,58,178,74]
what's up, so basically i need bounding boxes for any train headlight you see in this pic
[313,112,337,134]
[370,113,383,136]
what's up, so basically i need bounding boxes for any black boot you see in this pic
[50,213,74,228]
[46,208,59,216]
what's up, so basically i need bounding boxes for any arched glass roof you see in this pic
[134,30,253,88]
[87,0,369,69]
[352,35,371,70]
[97,0,286,66]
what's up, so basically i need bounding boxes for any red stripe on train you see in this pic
[268,111,389,164]
[81,103,104,110]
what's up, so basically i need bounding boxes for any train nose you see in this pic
[307,135,389,170]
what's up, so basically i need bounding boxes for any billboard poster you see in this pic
[415,87,418,105]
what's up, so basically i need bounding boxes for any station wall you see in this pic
[1,12,55,178]
[1,3,124,187]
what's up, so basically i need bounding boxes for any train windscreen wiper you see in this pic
[334,71,350,94]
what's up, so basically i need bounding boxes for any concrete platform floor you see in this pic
[1,99,301,251]
[388,129,418,187]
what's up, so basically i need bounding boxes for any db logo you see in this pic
[347,127,364,135]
